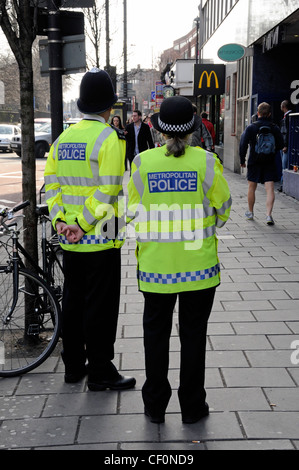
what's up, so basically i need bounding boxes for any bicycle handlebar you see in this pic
[0,201,31,233]
[12,200,30,213]
[0,200,30,218]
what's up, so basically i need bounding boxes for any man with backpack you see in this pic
[239,102,284,225]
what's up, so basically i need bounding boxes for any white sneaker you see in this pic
[266,215,274,225]
[245,211,254,220]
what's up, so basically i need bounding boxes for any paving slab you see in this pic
[239,412,299,440]
[159,412,244,441]
[221,367,296,387]
[0,416,78,449]
[77,414,160,444]
[1,167,299,450]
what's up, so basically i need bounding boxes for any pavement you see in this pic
[0,167,299,451]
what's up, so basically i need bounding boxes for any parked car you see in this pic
[0,124,21,152]
[10,122,52,158]
[10,120,80,158]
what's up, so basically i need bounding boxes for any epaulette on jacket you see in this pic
[111,125,126,140]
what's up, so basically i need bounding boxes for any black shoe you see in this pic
[87,374,136,391]
[64,367,87,383]
[182,402,209,424]
[144,407,165,424]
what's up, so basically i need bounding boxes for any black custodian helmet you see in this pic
[77,67,118,114]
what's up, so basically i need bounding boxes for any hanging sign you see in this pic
[217,44,246,62]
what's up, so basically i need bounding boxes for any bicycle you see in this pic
[0,201,63,377]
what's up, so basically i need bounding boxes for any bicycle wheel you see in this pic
[0,268,61,377]
[47,245,64,304]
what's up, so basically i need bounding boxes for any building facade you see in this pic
[165,1,299,195]
[199,0,299,183]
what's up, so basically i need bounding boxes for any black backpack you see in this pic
[254,123,276,164]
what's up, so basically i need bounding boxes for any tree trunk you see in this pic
[19,58,38,270]
[0,0,39,269]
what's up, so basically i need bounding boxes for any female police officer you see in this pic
[127,96,231,423]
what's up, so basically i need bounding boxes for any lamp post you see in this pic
[193,16,200,64]
[47,0,64,142]
[123,0,128,99]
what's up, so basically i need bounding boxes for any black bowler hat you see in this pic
[151,96,201,136]
[77,68,118,114]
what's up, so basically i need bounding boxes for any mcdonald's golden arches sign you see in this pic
[194,64,225,96]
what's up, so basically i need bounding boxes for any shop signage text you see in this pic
[262,26,281,53]
[194,64,225,96]
[217,43,246,62]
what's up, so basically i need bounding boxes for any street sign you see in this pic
[35,0,94,7]
[194,64,225,96]
[217,44,246,62]
[36,9,84,36]
[60,0,94,6]
[39,34,86,76]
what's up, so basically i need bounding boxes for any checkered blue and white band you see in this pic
[158,116,195,133]
[138,263,220,285]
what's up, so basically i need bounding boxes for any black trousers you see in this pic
[61,248,121,377]
[142,287,216,416]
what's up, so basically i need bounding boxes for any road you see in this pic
[0,151,46,208]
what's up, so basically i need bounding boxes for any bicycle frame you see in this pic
[0,226,21,324]
[0,201,62,377]
[13,211,63,288]
[0,201,63,322]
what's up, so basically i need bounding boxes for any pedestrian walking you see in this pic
[125,110,155,168]
[127,96,231,424]
[239,102,284,225]
[190,104,213,150]
[110,115,129,171]
[44,68,136,392]
[111,114,125,130]
[201,111,216,150]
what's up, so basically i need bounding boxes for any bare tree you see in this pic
[0,0,39,267]
[83,1,105,69]
[0,51,20,111]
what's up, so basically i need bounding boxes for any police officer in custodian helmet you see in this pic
[44,68,136,391]
[128,96,231,423]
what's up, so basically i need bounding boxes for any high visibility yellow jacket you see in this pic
[127,145,232,293]
[44,116,126,252]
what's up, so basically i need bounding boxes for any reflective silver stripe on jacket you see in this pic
[45,174,59,185]
[51,138,59,158]
[57,175,123,188]
[89,127,114,179]
[49,203,64,219]
[216,196,232,215]
[135,205,204,223]
[132,155,144,198]
[62,194,87,205]
[136,225,215,243]
[46,189,60,201]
